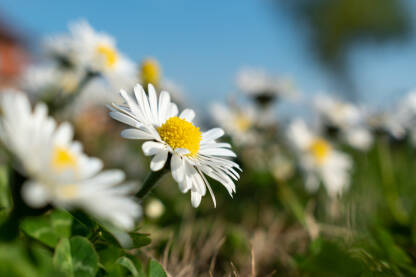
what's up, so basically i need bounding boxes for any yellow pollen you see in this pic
[309,138,331,164]
[157,117,202,157]
[51,146,77,171]
[141,58,160,86]
[234,114,251,132]
[96,44,118,68]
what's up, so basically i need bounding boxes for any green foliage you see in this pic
[21,210,72,248]
[53,237,99,277]
[0,166,11,220]
[298,239,367,276]
[147,260,167,277]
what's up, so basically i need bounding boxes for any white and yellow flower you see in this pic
[236,68,296,103]
[45,20,137,90]
[109,84,241,207]
[20,63,84,97]
[287,119,352,198]
[0,92,141,230]
[211,103,256,145]
[314,94,373,150]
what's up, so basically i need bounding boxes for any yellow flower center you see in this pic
[234,114,252,132]
[309,138,331,164]
[141,58,160,86]
[96,44,118,68]
[51,146,77,171]
[157,117,202,157]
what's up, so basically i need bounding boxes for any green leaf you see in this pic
[116,256,139,276]
[129,232,152,249]
[0,240,57,277]
[53,236,99,277]
[147,259,167,277]
[53,238,73,276]
[70,237,99,277]
[21,210,73,248]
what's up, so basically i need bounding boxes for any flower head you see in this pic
[287,119,352,198]
[211,103,257,145]
[236,68,296,105]
[45,20,137,90]
[314,94,373,150]
[109,84,241,207]
[0,92,141,230]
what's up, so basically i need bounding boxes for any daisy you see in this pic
[109,84,240,207]
[0,91,141,230]
[379,90,416,143]
[314,94,373,150]
[287,119,352,198]
[20,63,83,99]
[45,20,137,91]
[236,67,296,105]
[211,103,257,145]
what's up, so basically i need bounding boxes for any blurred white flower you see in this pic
[45,20,137,90]
[314,94,373,150]
[20,63,83,97]
[287,119,352,198]
[236,68,296,103]
[381,90,416,142]
[0,92,141,230]
[211,103,257,145]
[145,198,165,219]
[110,84,241,207]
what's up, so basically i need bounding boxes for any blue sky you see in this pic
[1,0,416,109]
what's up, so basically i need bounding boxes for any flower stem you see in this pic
[137,169,168,199]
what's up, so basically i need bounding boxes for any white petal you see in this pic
[178,162,193,193]
[171,154,185,183]
[199,148,236,157]
[192,172,206,196]
[22,181,49,208]
[54,122,73,145]
[134,85,153,123]
[175,148,190,155]
[120,89,143,122]
[158,91,171,123]
[109,111,139,128]
[121,129,154,140]
[202,128,224,142]
[191,191,202,208]
[142,141,165,156]
[148,84,159,124]
[167,103,179,119]
[179,109,195,122]
[150,150,168,171]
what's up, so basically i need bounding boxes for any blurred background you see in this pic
[1,0,415,107]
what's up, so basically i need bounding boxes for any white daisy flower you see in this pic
[211,103,257,145]
[109,84,241,207]
[381,90,416,143]
[20,63,83,98]
[0,92,141,230]
[287,119,352,198]
[45,20,137,90]
[314,94,373,150]
[236,67,296,104]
